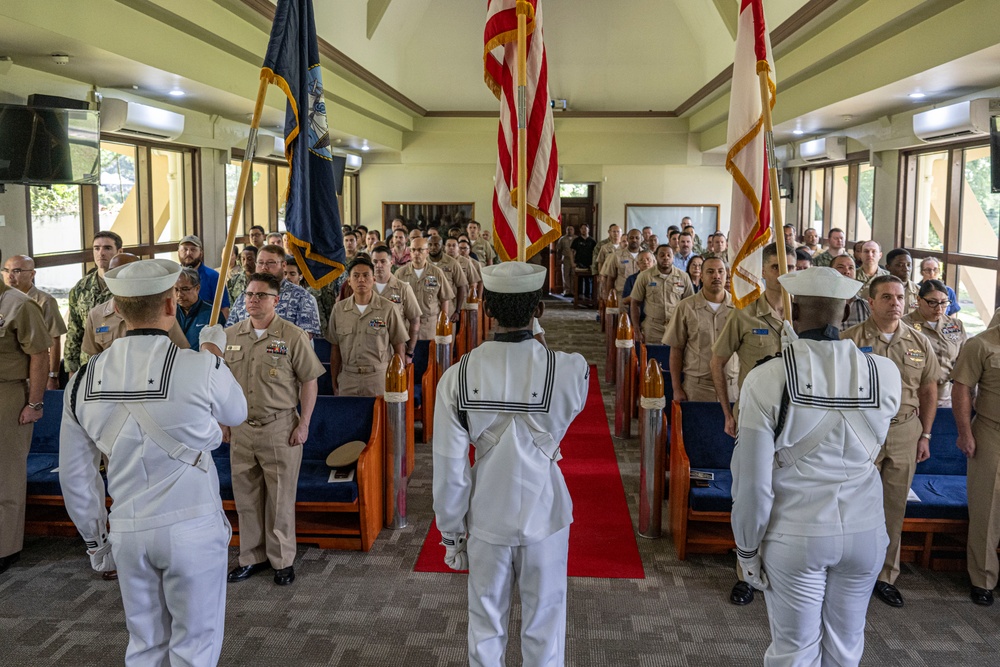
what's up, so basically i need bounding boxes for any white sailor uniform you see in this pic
[433,334,589,666]
[60,332,247,667]
[731,328,901,667]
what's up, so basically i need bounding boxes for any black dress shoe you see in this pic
[971,586,994,607]
[873,581,904,607]
[102,570,119,581]
[0,552,21,575]
[730,581,755,606]
[274,566,295,586]
[227,562,270,583]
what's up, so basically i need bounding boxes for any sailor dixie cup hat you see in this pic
[481,261,547,294]
[778,266,862,300]
[104,258,183,298]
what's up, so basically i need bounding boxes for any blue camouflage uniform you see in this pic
[226,279,322,336]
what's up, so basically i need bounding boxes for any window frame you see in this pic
[796,152,874,244]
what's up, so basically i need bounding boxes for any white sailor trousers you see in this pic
[760,528,888,667]
[111,511,231,667]
[466,526,570,667]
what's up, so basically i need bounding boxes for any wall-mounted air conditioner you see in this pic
[913,99,994,142]
[266,134,286,159]
[336,151,362,173]
[799,137,846,163]
[100,98,184,141]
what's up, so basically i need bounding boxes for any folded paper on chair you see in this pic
[328,468,355,483]
[690,470,715,481]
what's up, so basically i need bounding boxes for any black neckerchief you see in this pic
[797,325,841,342]
[125,328,170,337]
[493,330,534,343]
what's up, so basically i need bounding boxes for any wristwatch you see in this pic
[27,402,44,411]
[920,433,932,440]
[48,371,58,378]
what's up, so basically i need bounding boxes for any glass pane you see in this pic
[151,148,190,243]
[913,151,948,251]
[856,162,875,241]
[225,160,241,230]
[29,185,84,254]
[559,183,589,198]
[275,165,289,232]
[956,265,996,337]
[958,146,1000,257]
[98,142,139,247]
[342,173,356,228]
[251,162,269,231]
[829,165,849,236]
[33,265,80,323]
[809,169,825,232]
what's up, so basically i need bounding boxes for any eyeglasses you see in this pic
[245,291,278,301]
[922,297,950,308]
[256,260,282,268]
[0,268,28,276]
[919,267,937,274]
[173,286,197,293]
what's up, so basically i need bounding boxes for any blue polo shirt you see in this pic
[197,263,230,309]
[176,299,226,350]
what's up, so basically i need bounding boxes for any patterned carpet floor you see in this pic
[2,297,999,666]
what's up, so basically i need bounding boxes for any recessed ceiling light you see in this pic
[168,89,185,97]
[909,92,926,99]
[360,140,370,152]
[792,129,804,135]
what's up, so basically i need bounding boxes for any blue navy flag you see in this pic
[261,0,345,288]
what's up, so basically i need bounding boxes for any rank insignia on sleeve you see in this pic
[369,317,387,330]
[266,340,289,355]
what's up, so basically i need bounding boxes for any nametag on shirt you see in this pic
[649,281,657,287]
[368,317,387,330]
[752,328,769,336]
[226,345,241,351]
[266,340,288,355]
[860,346,873,353]
[96,325,110,333]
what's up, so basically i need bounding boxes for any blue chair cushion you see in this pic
[296,461,359,503]
[213,455,234,502]
[680,402,735,470]
[688,469,733,513]
[302,396,376,463]
[313,337,331,362]
[414,382,422,406]
[644,345,673,403]
[317,363,334,396]
[412,340,431,405]
[30,390,65,454]
[916,409,966,476]
[26,454,62,495]
[906,474,968,520]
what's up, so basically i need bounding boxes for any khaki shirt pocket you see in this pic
[259,352,294,383]
[365,326,389,357]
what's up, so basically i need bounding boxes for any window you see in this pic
[798,158,876,243]
[225,155,293,240]
[902,141,999,334]
[559,183,590,198]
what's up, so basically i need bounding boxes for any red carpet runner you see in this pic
[414,365,645,579]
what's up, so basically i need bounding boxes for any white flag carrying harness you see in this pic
[94,402,212,473]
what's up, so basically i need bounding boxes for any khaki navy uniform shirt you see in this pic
[328,293,409,370]
[26,286,67,339]
[902,280,920,313]
[82,298,190,356]
[841,318,939,418]
[952,327,1000,423]
[430,254,469,316]
[855,266,890,299]
[904,310,967,396]
[395,263,456,340]
[663,291,738,387]
[455,255,483,301]
[712,295,784,389]
[374,274,423,325]
[592,239,618,278]
[471,238,496,265]
[600,247,642,298]
[0,284,51,381]
[223,316,324,418]
[629,266,694,342]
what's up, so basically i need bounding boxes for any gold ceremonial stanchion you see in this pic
[615,313,634,439]
[435,312,454,382]
[384,355,408,529]
[638,359,666,538]
[604,289,620,384]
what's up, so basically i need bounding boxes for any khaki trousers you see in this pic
[337,365,387,397]
[967,416,1000,590]
[1,381,32,558]
[683,376,718,403]
[875,414,922,584]
[230,411,302,569]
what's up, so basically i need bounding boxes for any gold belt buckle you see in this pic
[247,418,261,427]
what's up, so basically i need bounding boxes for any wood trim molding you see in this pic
[424,110,678,119]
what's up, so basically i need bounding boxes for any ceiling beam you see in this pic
[711,0,738,41]
[367,0,392,40]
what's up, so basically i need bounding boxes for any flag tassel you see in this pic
[756,67,792,323]
[516,6,528,263]
[211,75,270,325]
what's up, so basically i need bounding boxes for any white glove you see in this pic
[737,550,769,591]
[199,324,227,354]
[441,532,468,571]
[85,530,116,573]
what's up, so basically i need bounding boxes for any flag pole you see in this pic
[211,76,271,325]
[757,68,792,323]
[515,3,528,262]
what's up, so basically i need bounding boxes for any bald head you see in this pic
[3,255,36,292]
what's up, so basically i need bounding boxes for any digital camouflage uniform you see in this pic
[65,269,112,373]
[227,269,248,302]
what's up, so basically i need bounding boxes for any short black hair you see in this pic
[242,245,258,255]
[869,274,903,298]
[763,241,795,262]
[484,289,541,328]
[885,248,911,265]
[347,255,375,274]
[795,248,812,263]
[919,279,948,298]
[94,230,123,250]
[249,225,265,234]
[370,244,391,257]
[246,271,281,292]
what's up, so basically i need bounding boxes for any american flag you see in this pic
[726,0,775,308]
[484,0,560,262]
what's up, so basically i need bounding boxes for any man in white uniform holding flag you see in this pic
[59,259,247,666]
[433,262,589,666]
[731,267,901,666]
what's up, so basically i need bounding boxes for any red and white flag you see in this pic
[484,0,560,262]
[727,0,775,308]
